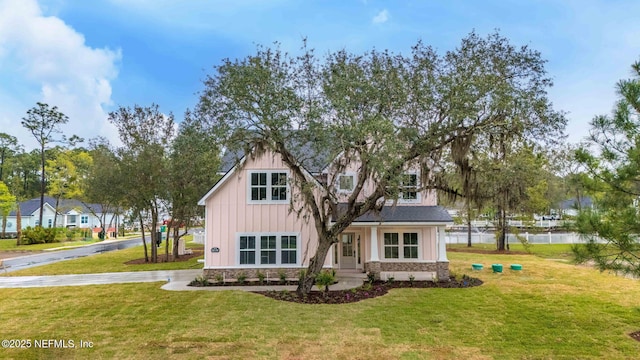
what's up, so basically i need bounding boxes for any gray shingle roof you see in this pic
[9,196,108,216]
[335,204,453,223]
[560,197,593,210]
[219,137,334,174]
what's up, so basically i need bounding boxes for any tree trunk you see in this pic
[496,205,507,251]
[38,143,45,227]
[297,235,335,295]
[16,206,22,246]
[466,200,472,247]
[139,213,148,262]
[150,204,158,263]
[164,223,171,262]
[172,226,180,259]
[0,148,5,182]
[53,196,60,228]
[2,214,6,238]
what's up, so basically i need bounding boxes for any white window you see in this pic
[68,215,77,223]
[237,233,298,266]
[260,235,277,264]
[248,171,289,203]
[281,235,297,264]
[47,219,52,228]
[384,233,399,259]
[399,173,420,203]
[337,174,355,192]
[239,236,256,265]
[383,232,419,260]
[403,233,418,259]
[81,216,89,224]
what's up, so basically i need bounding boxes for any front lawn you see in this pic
[0,252,639,359]
[3,239,204,276]
[448,242,576,260]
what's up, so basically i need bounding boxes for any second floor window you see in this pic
[249,171,288,203]
[337,174,355,192]
[399,173,419,201]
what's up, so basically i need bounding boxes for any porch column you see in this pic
[437,226,448,262]
[369,226,379,261]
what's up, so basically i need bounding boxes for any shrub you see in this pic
[256,270,265,284]
[298,269,307,283]
[213,274,224,284]
[278,270,287,284]
[408,274,415,286]
[236,272,247,284]
[20,226,59,245]
[189,275,209,286]
[366,272,376,284]
[315,270,336,293]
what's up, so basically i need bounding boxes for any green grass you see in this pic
[448,242,576,260]
[3,239,204,276]
[0,232,142,251]
[0,238,103,251]
[1,252,639,359]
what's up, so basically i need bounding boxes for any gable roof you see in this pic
[560,197,593,210]
[9,196,111,217]
[333,204,453,225]
[219,136,335,175]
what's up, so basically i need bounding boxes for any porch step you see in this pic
[335,270,367,280]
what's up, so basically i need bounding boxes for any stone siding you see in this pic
[436,261,449,280]
[364,261,381,280]
[379,262,438,272]
[203,268,302,282]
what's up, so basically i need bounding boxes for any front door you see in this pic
[340,233,356,269]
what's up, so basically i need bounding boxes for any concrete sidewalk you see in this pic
[0,269,365,292]
[0,270,201,288]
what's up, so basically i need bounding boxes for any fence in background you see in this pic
[445,232,596,245]
[192,231,205,244]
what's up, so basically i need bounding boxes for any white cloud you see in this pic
[0,0,121,150]
[372,9,389,24]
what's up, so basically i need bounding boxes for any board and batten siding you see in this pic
[203,151,321,268]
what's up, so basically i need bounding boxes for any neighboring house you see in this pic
[559,197,593,217]
[4,197,124,235]
[198,147,453,282]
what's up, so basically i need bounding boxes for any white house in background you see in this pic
[4,197,124,235]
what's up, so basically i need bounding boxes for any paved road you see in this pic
[1,238,144,273]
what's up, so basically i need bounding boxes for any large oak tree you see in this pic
[197,32,565,294]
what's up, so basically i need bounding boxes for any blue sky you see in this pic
[1,0,639,150]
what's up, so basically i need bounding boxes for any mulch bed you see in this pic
[255,276,483,304]
[188,275,483,304]
[124,250,203,265]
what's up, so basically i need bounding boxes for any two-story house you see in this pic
[198,148,452,282]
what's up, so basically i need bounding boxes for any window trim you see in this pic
[382,231,421,260]
[336,172,357,193]
[398,172,421,204]
[236,232,300,267]
[247,170,290,204]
